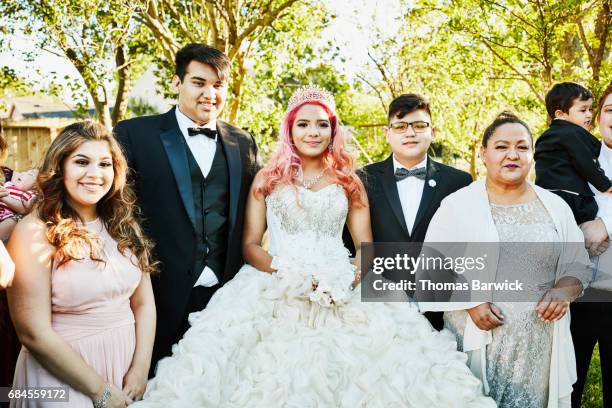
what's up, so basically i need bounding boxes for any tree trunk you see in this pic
[93,98,112,130]
[559,31,582,78]
[228,54,246,124]
[576,0,610,87]
[590,0,611,84]
[469,139,478,180]
[111,44,131,126]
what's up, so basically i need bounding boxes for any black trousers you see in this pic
[551,191,598,225]
[424,311,444,331]
[570,295,612,407]
[149,284,221,378]
[179,285,222,336]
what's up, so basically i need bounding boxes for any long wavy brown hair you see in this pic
[37,120,157,273]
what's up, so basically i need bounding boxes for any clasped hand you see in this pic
[535,287,571,322]
[468,286,571,331]
[467,303,504,330]
[580,218,610,256]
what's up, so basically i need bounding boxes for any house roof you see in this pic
[0,96,77,119]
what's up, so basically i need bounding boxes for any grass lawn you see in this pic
[582,344,603,407]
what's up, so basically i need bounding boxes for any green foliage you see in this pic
[0,66,29,95]
[0,0,154,127]
[0,66,28,112]
[1,0,609,170]
[125,97,160,118]
[353,0,611,175]
[583,344,603,407]
[231,2,351,158]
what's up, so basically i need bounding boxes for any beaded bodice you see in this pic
[265,184,349,259]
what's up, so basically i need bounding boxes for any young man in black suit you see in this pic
[360,94,472,330]
[114,44,259,376]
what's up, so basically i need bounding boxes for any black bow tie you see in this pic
[394,167,427,181]
[187,127,217,139]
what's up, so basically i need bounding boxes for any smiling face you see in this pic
[63,141,114,219]
[291,104,333,159]
[599,93,612,149]
[173,61,227,126]
[385,109,434,168]
[481,123,533,186]
[556,98,593,130]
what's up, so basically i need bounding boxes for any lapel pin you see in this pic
[428,179,437,187]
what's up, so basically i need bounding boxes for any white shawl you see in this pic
[419,179,591,408]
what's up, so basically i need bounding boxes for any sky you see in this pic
[0,0,402,105]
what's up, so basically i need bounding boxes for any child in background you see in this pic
[535,82,612,226]
[0,168,38,241]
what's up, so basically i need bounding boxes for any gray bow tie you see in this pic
[394,167,426,181]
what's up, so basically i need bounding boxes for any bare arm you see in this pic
[536,276,583,322]
[242,171,274,273]
[7,216,129,407]
[0,192,36,214]
[346,192,373,287]
[0,240,14,288]
[122,273,156,401]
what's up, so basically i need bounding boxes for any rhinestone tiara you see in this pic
[287,85,335,111]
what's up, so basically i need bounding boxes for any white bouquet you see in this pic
[270,237,356,308]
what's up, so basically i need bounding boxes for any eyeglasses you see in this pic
[389,121,431,134]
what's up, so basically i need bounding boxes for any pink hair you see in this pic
[255,100,365,207]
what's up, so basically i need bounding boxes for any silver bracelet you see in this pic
[93,383,111,408]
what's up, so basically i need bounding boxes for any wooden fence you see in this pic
[0,119,74,171]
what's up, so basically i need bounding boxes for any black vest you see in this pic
[184,139,229,281]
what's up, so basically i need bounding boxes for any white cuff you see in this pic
[600,216,612,237]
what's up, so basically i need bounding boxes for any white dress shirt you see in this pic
[393,155,427,234]
[175,107,220,287]
[590,142,612,235]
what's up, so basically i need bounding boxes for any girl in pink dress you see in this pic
[7,121,157,408]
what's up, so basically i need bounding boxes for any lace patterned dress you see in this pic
[134,185,495,407]
[444,199,560,408]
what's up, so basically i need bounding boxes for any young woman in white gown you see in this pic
[133,86,495,407]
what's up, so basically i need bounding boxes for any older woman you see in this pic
[571,81,612,407]
[420,112,591,408]
[8,121,157,407]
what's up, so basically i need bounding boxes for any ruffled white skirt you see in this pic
[134,263,495,407]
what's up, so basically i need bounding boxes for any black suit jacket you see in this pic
[535,119,611,195]
[361,155,472,244]
[348,155,471,330]
[114,108,258,340]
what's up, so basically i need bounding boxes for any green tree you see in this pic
[126,96,160,118]
[135,0,313,123]
[0,66,31,112]
[351,0,610,175]
[0,0,153,128]
[353,1,543,175]
[446,0,611,101]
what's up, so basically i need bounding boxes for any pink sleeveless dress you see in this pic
[11,219,142,407]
